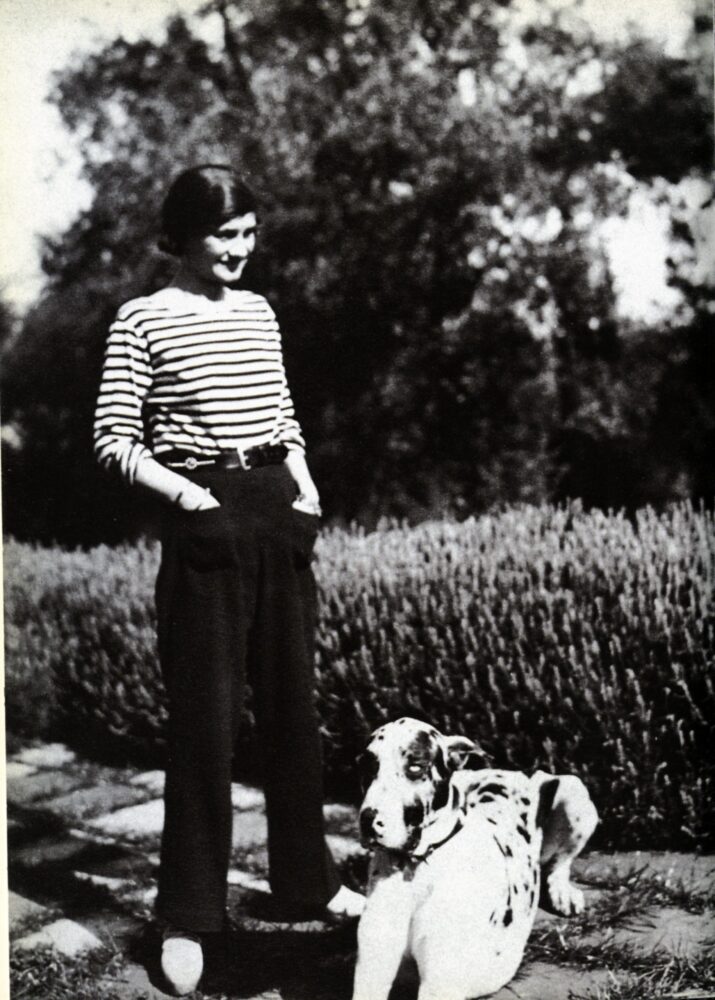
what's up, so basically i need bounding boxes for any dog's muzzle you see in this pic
[359,808,380,845]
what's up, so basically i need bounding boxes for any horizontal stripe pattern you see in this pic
[94,289,305,482]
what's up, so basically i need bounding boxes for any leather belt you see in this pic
[160,444,288,472]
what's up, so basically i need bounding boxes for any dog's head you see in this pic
[358,718,489,854]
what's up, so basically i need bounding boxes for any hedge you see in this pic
[4,502,713,849]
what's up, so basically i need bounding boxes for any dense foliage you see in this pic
[5,502,713,849]
[1,1,713,544]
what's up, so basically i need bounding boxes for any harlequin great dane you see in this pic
[353,718,598,1000]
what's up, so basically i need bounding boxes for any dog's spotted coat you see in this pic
[353,718,598,1000]
[463,770,543,929]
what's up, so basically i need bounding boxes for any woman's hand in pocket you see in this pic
[284,451,321,515]
[176,482,221,511]
[292,492,321,516]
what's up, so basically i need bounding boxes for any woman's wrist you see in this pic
[294,480,319,502]
[284,450,321,509]
[132,456,219,510]
[174,483,219,510]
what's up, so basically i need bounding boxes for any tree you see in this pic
[2,0,712,543]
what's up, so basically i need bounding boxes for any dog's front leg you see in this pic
[352,870,413,1000]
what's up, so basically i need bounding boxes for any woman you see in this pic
[94,165,363,996]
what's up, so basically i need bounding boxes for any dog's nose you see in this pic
[360,808,380,841]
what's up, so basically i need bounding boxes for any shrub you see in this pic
[4,502,714,849]
[4,539,164,758]
[314,502,715,849]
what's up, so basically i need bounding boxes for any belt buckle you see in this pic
[185,456,199,470]
[237,446,252,471]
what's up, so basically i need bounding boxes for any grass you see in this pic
[9,946,126,1000]
[523,865,715,1000]
[577,864,715,915]
[528,864,715,965]
[573,952,715,999]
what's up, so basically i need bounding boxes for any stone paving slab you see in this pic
[6,761,37,781]
[74,850,160,883]
[84,796,358,857]
[13,917,104,957]
[87,798,165,840]
[232,783,265,810]
[326,833,363,861]
[84,797,275,852]
[8,891,52,935]
[45,782,152,821]
[493,961,614,999]
[12,831,95,867]
[575,851,715,893]
[324,803,360,841]
[228,869,271,893]
[580,905,715,958]
[233,810,268,849]
[73,871,132,893]
[12,743,77,768]
[141,886,159,906]
[130,770,165,794]
[98,961,175,1000]
[324,803,357,822]
[7,768,89,806]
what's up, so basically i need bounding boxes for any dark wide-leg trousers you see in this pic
[154,463,340,933]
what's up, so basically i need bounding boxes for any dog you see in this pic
[353,718,598,1000]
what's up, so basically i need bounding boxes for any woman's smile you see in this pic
[214,255,248,279]
[179,212,257,290]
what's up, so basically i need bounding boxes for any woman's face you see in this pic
[181,212,258,287]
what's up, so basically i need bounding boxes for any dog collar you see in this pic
[397,817,464,879]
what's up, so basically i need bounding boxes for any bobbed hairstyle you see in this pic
[159,165,257,255]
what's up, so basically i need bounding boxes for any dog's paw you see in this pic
[544,872,585,916]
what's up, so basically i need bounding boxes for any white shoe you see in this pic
[161,934,203,996]
[326,884,366,919]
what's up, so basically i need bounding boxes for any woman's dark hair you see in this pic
[159,165,257,255]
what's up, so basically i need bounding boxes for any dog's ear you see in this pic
[356,750,379,792]
[444,735,491,772]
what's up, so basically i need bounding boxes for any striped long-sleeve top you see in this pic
[94,287,305,482]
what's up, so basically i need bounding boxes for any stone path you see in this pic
[7,741,715,999]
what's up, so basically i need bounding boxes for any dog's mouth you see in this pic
[359,830,378,849]
[359,825,421,854]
